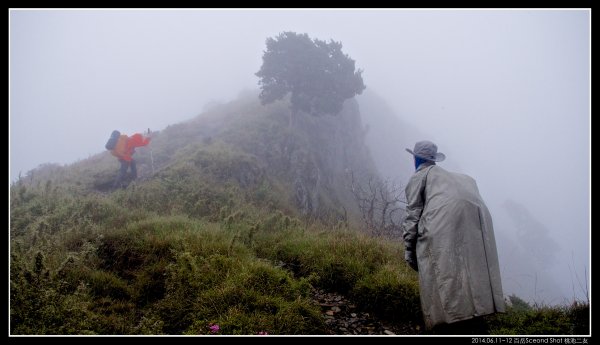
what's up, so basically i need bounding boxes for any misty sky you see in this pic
[9,9,590,304]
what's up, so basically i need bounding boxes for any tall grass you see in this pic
[10,176,419,334]
[10,93,589,335]
[10,172,589,335]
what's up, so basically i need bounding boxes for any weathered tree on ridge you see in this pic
[256,31,366,126]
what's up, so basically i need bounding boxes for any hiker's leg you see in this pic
[114,160,128,187]
[130,159,137,179]
[431,317,489,335]
[430,322,454,335]
[463,316,489,335]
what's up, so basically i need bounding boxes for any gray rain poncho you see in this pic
[402,163,505,328]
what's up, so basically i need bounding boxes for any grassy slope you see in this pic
[10,183,421,334]
[10,93,588,335]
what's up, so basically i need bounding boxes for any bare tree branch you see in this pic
[347,169,406,238]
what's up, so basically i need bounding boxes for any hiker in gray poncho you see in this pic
[401,140,505,332]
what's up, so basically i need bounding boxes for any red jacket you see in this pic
[111,133,150,161]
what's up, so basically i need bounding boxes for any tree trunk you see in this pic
[285,108,297,167]
[289,108,296,130]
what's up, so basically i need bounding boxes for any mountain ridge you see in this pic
[9,91,588,335]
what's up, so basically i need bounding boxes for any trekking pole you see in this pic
[150,148,155,175]
[148,128,155,175]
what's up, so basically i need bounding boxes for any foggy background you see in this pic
[9,9,590,305]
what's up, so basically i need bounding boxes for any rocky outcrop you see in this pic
[287,98,379,219]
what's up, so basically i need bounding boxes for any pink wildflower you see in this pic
[208,323,220,334]
[257,331,268,335]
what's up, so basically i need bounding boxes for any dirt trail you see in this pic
[311,288,424,335]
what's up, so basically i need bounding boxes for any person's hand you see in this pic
[146,128,157,139]
[405,250,418,272]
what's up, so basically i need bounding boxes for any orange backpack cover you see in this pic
[111,135,129,160]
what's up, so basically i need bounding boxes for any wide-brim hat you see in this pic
[405,140,446,162]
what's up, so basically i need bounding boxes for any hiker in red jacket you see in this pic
[111,132,151,188]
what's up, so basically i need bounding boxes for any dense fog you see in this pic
[9,9,590,305]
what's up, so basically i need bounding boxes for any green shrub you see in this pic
[351,264,421,322]
[10,251,98,334]
[487,302,590,335]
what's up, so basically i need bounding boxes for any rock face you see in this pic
[287,98,379,219]
[217,93,379,221]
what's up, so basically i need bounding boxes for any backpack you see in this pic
[105,130,121,150]
[111,135,129,159]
